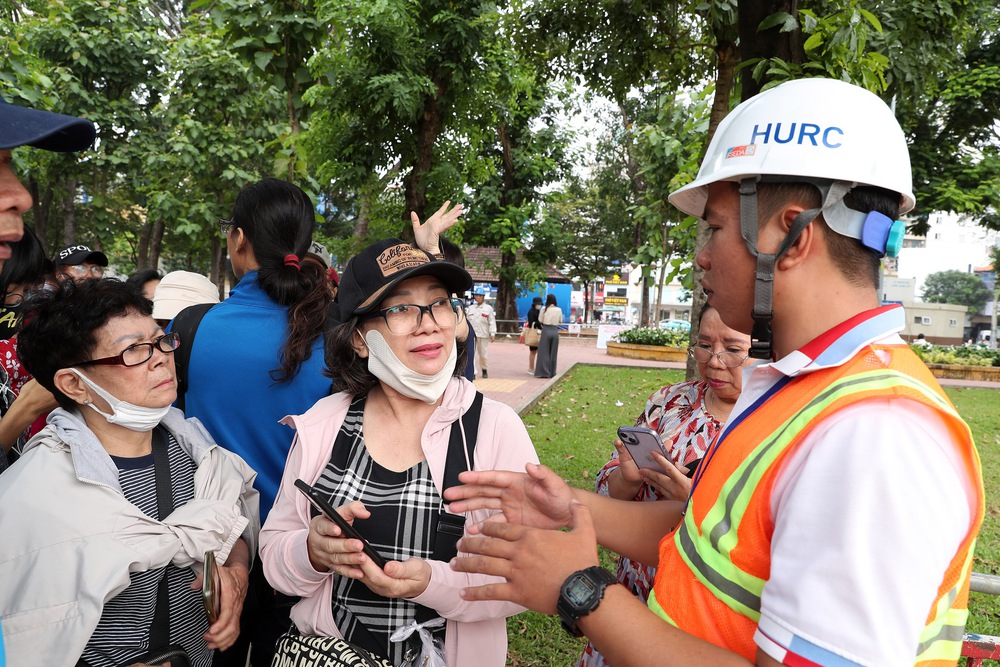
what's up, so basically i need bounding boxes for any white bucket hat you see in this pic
[151,271,220,321]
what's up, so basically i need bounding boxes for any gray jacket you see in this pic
[0,407,259,667]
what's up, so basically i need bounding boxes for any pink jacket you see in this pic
[260,377,538,667]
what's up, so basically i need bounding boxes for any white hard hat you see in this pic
[669,78,915,220]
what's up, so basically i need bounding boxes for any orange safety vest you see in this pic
[648,343,983,665]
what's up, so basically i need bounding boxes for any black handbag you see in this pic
[271,631,394,667]
[142,644,191,667]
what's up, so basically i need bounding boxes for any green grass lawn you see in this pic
[505,365,1000,666]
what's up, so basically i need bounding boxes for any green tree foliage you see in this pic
[543,175,633,323]
[754,1,1000,232]
[306,0,502,224]
[921,270,992,312]
[198,0,325,181]
[462,46,576,329]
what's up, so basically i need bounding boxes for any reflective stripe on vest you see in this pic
[679,369,957,619]
[649,347,983,664]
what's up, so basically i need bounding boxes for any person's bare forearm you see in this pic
[578,586,758,667]
[0,383,54,452]
[572,488,683,566]
[606,465,643,501]
[225,537,251,572]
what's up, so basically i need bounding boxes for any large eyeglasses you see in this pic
[63,264,105,278]
[219,218,234,236]
[363,297,462,335]
[73,332,182,368]
[688,344,749,368]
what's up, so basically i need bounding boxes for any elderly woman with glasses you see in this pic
[260,238,538,667]
[577,303,753,667]
[0,278,259,667]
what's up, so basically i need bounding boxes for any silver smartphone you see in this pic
[617,425,668,470]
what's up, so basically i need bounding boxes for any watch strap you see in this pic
[557,566,618,637]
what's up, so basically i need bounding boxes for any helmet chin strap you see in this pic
[738,177,823,359]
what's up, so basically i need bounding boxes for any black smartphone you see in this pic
[202,550,221,623]
[617,425,669,471]
[293,479,388,569]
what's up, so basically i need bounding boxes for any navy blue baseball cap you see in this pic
[0,95,96,152]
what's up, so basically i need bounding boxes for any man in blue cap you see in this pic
[0,95,96,272]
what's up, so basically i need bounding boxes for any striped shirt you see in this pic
[79,431,212,667]
[313,396,444,665]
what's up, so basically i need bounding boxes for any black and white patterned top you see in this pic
[313,395,445,665]
[79,430,212,667]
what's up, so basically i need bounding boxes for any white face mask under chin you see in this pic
[363,329,456,404]
[69,368,171,432]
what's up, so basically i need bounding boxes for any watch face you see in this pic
[565,576,600,606]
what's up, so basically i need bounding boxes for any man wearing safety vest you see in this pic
[445,77,985,667]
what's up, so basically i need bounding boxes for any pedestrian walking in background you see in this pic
[534,294,562,378]
[466,287,496,378]
[525,296,542,375]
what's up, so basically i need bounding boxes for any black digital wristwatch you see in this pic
[556,566,618,637]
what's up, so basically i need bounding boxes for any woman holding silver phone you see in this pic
[578,304,752,667]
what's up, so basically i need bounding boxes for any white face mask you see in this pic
[70,368,171,432]
[363,329,456,404]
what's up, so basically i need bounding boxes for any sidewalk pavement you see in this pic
[473,336,1000,416]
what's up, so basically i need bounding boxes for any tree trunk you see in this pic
[60,179,77,247]
[583,279,591,324]
[739,0,803,99]
[27,179,52,253]
[355,190,371,239]
[688,34,740,380]
[149,218,165,270]
[497,250,519,333]
[286,84,301,182]
[402,77,446,223]
[137,221,152,268]
[210,235,226,300]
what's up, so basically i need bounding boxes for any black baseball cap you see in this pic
[338,238,472,317]
[0,95,96,152]
[55,244,109,267]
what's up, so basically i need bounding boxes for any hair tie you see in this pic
[283,254,300,270]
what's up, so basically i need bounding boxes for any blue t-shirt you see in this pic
[174,271,330,520]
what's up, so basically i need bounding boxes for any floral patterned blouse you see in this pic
[0,338,30,396]
[578,379,722,667]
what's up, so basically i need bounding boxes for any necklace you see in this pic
[704,388,732,423]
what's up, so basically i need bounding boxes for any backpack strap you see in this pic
[413,392,484,631]
[170,303,214,411]
[432,391,484,562]
[149,426,174,650]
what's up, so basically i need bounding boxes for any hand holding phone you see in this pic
[617,425,668,471]
[294,479,388,569]
[202,550,221,623]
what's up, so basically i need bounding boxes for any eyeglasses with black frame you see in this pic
[73,332,182,368]
[218,218,234,237]
[362,297,462,335]
[688,344,750,368]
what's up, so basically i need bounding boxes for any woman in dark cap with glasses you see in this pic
[260,238,538,667]
[0,278,259,666]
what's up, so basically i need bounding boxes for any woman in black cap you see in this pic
[260,238,538,667]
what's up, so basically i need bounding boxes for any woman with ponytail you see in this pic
[174,177,334,666]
